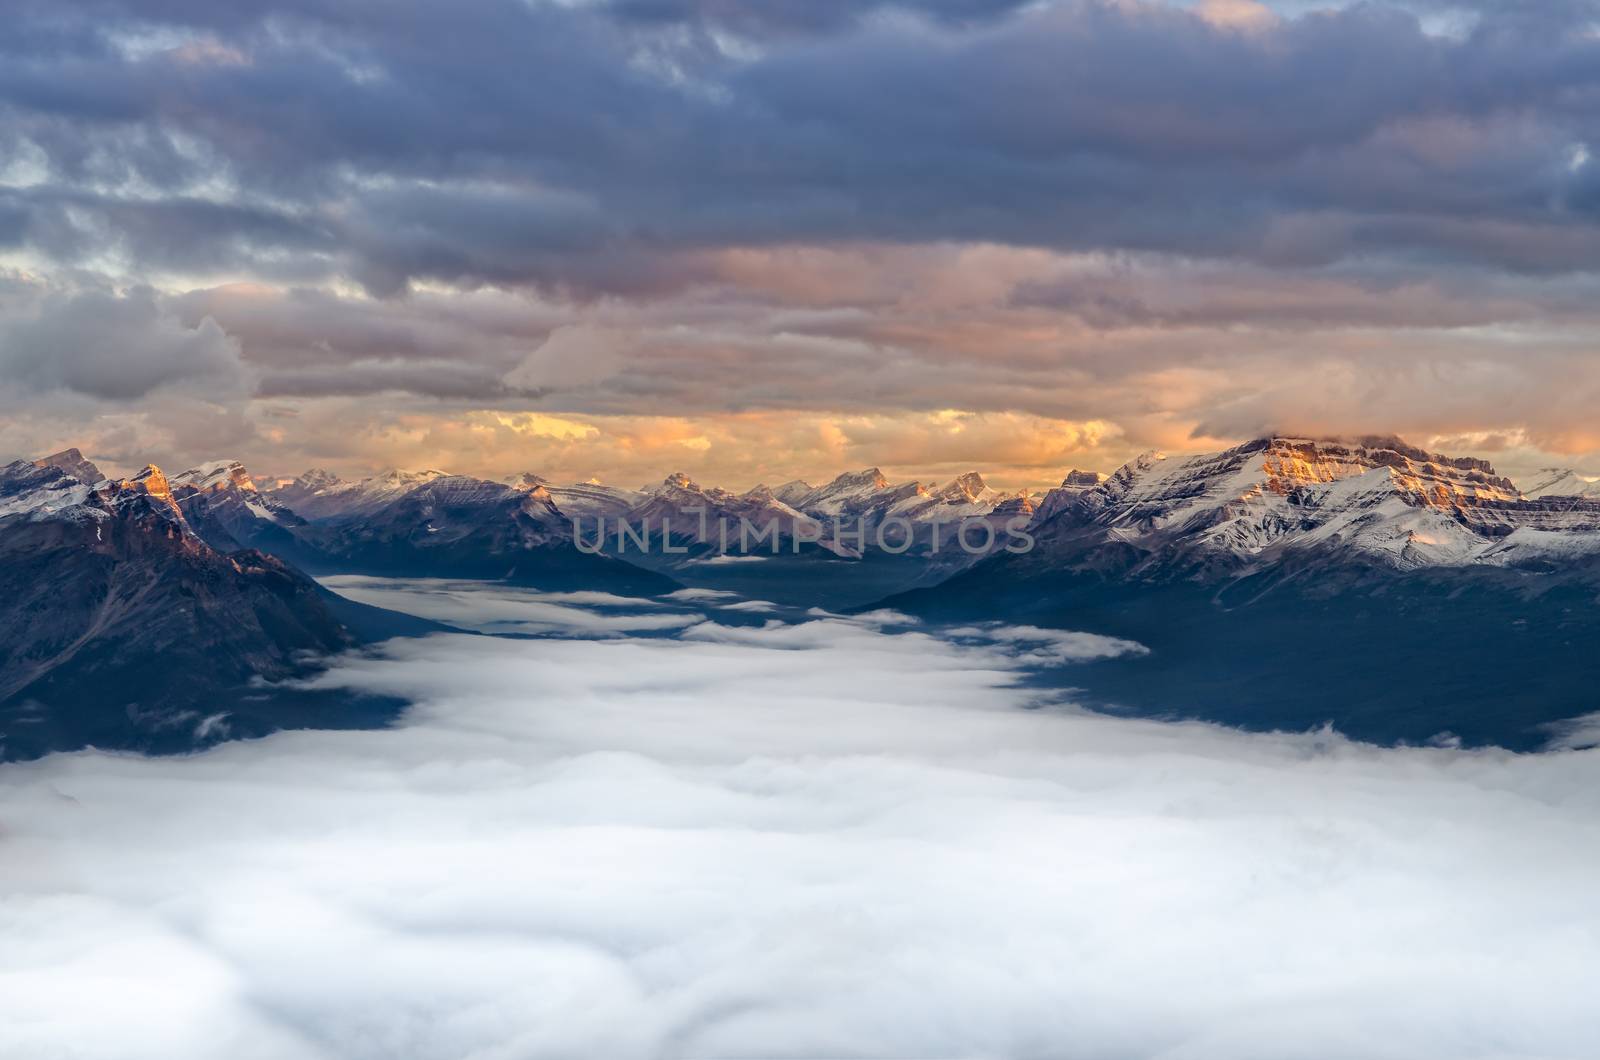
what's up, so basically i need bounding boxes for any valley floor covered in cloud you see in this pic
[2,583,1598,1059]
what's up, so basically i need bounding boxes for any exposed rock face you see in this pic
[0,460,360,759]
[885,436,1600,749]
[1523,468,1600,500]
[266,468,449,521]
[34,447,104,485]
[627,473,827,554]
[1030,468,1108,526]
[1027,436,1600,578]
[505,473,644,522]
[1061,469,1105,489]
[286,473,675,594]
[750,468,1029,560]
[171,459,309,555]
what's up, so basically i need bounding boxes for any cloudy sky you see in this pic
[3,582,1598,1058]
[5,0,1600,488]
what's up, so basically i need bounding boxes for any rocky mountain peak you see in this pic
[34,447,104,485]
[173,460,258,494]
[1061,469,1105,488]
[661,471,698,491]
[1522,468,1600,499]
[292,468,342,491]
[118,465,174,503]
[941,471,988,502]
[827,468,889,491]
[1244,437,1518,507]
[506,472,553,492]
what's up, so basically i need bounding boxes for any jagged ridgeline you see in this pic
[0,452,425,759]
[888,436,1600,749]
[9,435,1600,756]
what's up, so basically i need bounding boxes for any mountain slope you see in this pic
[269,467,449,521]
[885,436,1600,749]
[0,457,395,760]
[1523,468,1600,500]
[284,472,676,594]
[171,459,311,556]
[505,473,645,522]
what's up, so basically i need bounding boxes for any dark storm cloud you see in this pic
[5,0,1600,295]
[605,0,1035,34]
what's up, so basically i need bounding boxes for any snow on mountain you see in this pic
[0,457,360,758]
[887,472,1007,522]
[746,468,1028,558]
[267,468,449,520]
[33,448,104,486]
[629,472,832,553]
[505,473,645,523]
[2,458,212,549]
[1030,469,1108,526]
[1027,436,1600,576]
[105,465,189,528]
[172,459,260,494]
[786,468,889,515]
[0,460,97,521]
[770,480,815,508]
[1522,468,1600,500]
[0,457,198,531]
[169,460,305,552]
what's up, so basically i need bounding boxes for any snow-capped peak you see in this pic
[289,468,342,492]
[659,472,701,493]
[0,460,96,520]
[505,472,553,491]
[172,459,258,494]
[935,471,990,503]
[119,465,175,503]
[1031,435,1594,574]
[1521,468,1600,500]
[828,468,890,492]
[771,479,814,507]
[34,448,104,486]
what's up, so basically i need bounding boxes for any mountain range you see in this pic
[889,436,1600,750]
[0,451,431,760]
[7,434,1600,756]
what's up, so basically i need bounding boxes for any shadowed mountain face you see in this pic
[885,437,1600,750]
[170,459,311,557]
[489,468,1055,607]
[0,458,413,761]
[264,471,678,595]
[32,447,105,486]
[15,436,1600,756]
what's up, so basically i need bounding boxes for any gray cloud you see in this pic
[0,582,1596,1058]
[5,0,1600,294]
[9,1,1600,479]
[0,283,250,401]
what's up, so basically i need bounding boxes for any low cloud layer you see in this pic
[1,583,1597,1058]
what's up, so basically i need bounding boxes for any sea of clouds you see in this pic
[2,580,1598,1059]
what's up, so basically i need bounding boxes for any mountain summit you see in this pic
[34,448,104,485]
[888,435,1600,749]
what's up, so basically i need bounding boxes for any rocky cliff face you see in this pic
[1028,436,1600,578]
[33,447,105,485]
[170,459,310,555]
[283,472,676,594]
[885,436,1600,749]
[0,459,364,759]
